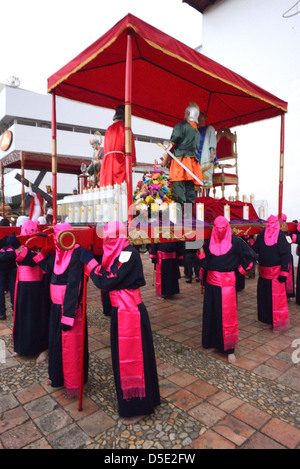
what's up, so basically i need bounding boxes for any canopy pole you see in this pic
[1,162,4,217]
[52,93,57,225]
[125,30,133,223]
[278,113,285,220]
[21,152,25,215]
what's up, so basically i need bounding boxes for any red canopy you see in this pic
[47,13,287,130]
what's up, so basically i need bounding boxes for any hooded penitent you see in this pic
[101,221,129,272]
[20,219,39,236]
[209,216,232,256]
[264,215,280,246]
[102,221,145,399]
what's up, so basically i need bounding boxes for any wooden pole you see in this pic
[21,151,25,215]
[78,264,88,411]
[278,113,285,220]
[125,30,133,223]
[52,93,57,225]
[1,162,4,217]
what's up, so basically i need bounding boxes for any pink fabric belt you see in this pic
[207,270,238,351]
[259,265,289,332]
[50,284,67,304]
[18,265,43,282]
[109,288,145,400]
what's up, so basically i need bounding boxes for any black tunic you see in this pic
[89,245,160,418]
[198,236,257,354]
[150,242,183,297]
[252,230,291,325]
[36,248,88,389]
[13,248,51,356]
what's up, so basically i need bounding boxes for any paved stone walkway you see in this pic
[0,254,300,449]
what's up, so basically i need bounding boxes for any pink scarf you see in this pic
[209,216,232,256]
[53,223,79,275]
[264,215,280,246]
[101,221,129,272]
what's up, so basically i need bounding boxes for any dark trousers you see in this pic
[172,180,195,205]
[0,269,17,316]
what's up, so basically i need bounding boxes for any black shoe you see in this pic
[196,278,200,283]
[186,279,192,284]
[0,314,7,320]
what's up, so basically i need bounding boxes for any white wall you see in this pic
[201,0,300,222]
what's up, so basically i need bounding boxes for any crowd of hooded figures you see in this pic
[0,212,299,426]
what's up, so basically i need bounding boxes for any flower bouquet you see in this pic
[133,168,176,218]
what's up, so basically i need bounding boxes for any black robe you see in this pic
[35,248,88,390]
[88,245,160,418]
[13,248,51,356]
[252,230,291,326]
[150,242,183,297]
[198,236,257,354]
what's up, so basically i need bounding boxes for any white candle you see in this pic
[259,206,265,219]
[169,202,177,224]
[196,203,204,221]
[224,204,230,221]
[243,205,249,220]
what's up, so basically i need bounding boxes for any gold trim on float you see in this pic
[47,22,288,114]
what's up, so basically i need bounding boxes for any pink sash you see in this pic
[155,251,177,298]
[207,270,239,351]
[18,265,43,282]
[109,288,145,400]
[50,283,83,396]
[259,265,289,332]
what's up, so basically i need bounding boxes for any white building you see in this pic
[184,0,300,223]
[0,84,171,212]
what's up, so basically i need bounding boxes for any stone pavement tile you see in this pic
[24,437,53,449]
[245,349,277,364]
[157,378,180,398]
[156,362,179,378]
[77,409,116,438]
[167,370,198,387]
[188,403,226,427]
[261,418,300,449]
[186,379,218,399]
[34,407,73,436]
[168,389,202,412]
[215,396,244,414]
[15,383,47,404]
[0,420,42,449]
[234,357,261,371]
[252,364,283,380]
[277,372,300,391]
[212,415,256,446]
[0,406,29,435]
[265,357,292,373]
[47,423,90,450]
[56,393,100,420]
[0,394,19,413]
[191,429,236,449]
[232,403,271,429]
[242,432,286,449]
[24,395,58,419]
